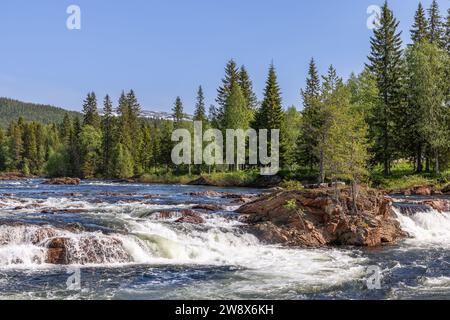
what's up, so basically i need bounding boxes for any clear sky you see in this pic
[0,0,448,113]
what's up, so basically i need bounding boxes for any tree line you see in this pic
[0,1,449,185]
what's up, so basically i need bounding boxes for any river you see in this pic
[0,179,448,300]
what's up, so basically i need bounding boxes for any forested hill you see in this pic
[0,97,81,128]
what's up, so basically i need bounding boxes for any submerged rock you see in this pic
[238,187,406,247]
[43,178,81,185]
[192,204,224,211]
[175,210,205,224]
[45,236,131,265]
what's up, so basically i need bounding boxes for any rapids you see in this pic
[0,179,448,299]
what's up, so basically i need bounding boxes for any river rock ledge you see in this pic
[237,187,407,247]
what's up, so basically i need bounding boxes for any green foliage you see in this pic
[284,199,298,210]
[82,92,100,128]
[411,3,429,43]
[46,149,69,178]
[112,143,134,178]
[367,1,405,176]
[0,97,81,129]
[281,180,303,190]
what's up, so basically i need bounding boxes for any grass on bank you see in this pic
[137,170,260,187]
[369,162,450,190]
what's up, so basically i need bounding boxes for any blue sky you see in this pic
[0,0,448,113]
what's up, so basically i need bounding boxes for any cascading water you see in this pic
[0,179,449,299]
[393,204,450,246]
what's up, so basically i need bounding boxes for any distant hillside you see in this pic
[0,97,81,128]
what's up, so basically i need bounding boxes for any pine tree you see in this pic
[411,3,429,43]
[101,95,114,176]
[427,0,444,47]
[297,58,321,170]
[82,92,100,128]
[194,86,207,123]
[238,65,258,113]
[172,96,184,126]
[367,1,404,176]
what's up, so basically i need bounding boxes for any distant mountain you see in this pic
[0,97,81,128]
[0,97,193,129]
[103,109,193,121]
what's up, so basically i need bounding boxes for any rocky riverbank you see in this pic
[238,187,407,247]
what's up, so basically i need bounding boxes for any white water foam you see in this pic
[393,207,450,246]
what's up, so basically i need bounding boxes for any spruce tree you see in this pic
[427,0,444,46]
[68,116,82,177]
[445,8,450,54]
[82,92,100,128]
[411,3,429,43]
[238,65,258,113]
[61,113,72,144]
[215,60,240,127]
[297,58,321,170]
[172,96,184,126]
[125,89,142,175]
[116,92,132,152]
[255,63,286,167]
[367,1,404,176]
[101,95,114,177]
[194,86,207,123]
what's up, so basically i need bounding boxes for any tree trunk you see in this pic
[416,144,423,173]
[435,150,440,176]
[351,181,358,215]
[319,149,324,183]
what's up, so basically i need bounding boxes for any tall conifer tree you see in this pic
[411,3,429,43]
[367,1,404,175]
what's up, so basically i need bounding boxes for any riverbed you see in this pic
[0,179,448,299]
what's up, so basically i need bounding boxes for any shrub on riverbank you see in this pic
[137,170,259,187]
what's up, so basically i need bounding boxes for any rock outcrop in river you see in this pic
[238,187,407,247]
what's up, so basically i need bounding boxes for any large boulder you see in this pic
[45,236,131,265]
[43,178,81,185]
[187,176,216,186]
[250,175,282,188]
[238,187,406,247]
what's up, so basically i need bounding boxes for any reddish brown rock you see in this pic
[187,176,216,186]
[192,204,224,211]
[45,236,131,265]
[414,186,432,196]
[441,184,450,194]
[422,199,450,213]
[175,210,205,224]
[43,178,81,185]
[238,187,406,247]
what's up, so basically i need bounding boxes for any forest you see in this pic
[0,1,449,189]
